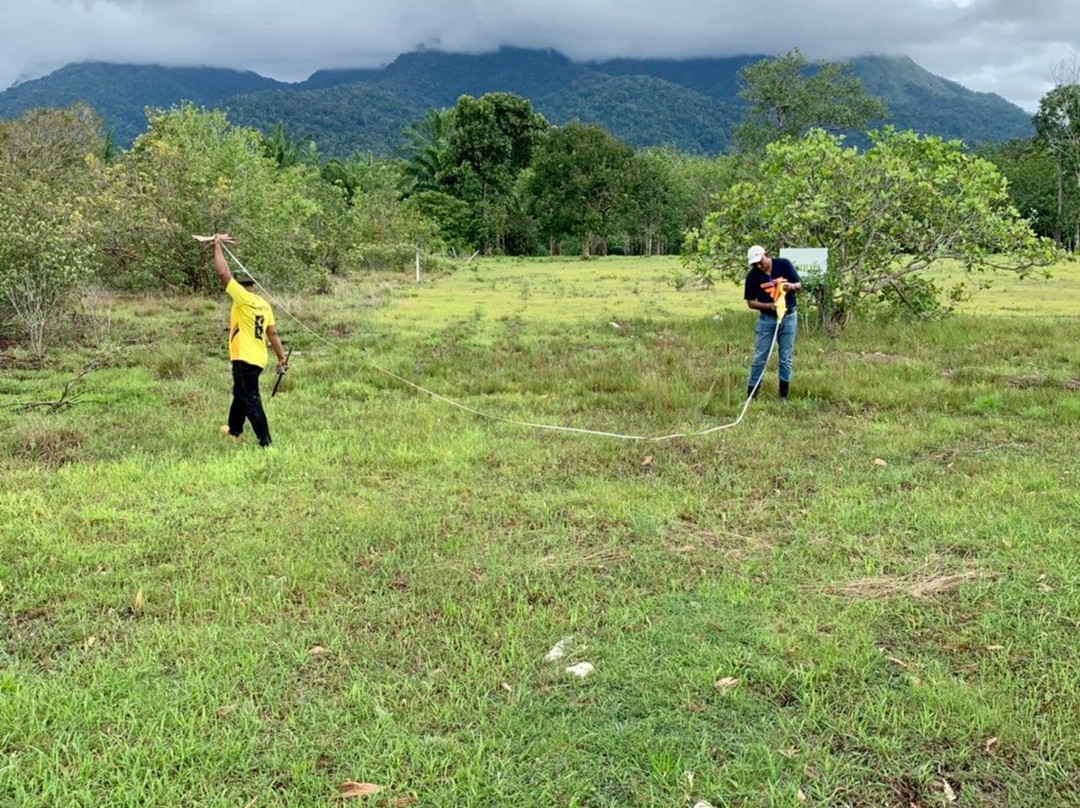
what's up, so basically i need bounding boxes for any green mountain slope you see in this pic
[0,62,286,144]
[0,49,1035,156]
[852,55,1032,144]
[225,83,429,156]
[535,73,738,154]
[589,55,752,100]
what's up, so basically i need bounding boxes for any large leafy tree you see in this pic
[1033,81,1080,248]
[980,138,1072,245]
[0,104,107,176]
[526,122,636,259]
[735,48,889,153]
[685,128,1056,326]
[622,149,686,256]
[321,151,389,206]
[0,183,97,357]
[440,93,549,253]
[99,103,330,292]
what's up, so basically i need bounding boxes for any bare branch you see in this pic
[1051,51,1080,86]
[9,346,123,413]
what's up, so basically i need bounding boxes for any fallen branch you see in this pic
[9,347,121,413]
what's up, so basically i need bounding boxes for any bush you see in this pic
[154,346,202,380]
[0,182,96,357]
[350,244,455,275]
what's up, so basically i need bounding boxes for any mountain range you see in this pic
[0,47,1035,157]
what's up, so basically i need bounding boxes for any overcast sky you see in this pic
[2,0,1078,112]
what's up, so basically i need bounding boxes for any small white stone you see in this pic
[565,662,595,678]
[545,637,572,661]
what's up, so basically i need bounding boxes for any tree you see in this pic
[980,138,1071,245]
[1032,57,1080,249]
[440,93,549,253]
[260,122,320,169]
[685,128,1056,327]
[321,151,383,206]
[409,190,475,254]
[0,106,103,355]
[98,103,330,292]
[526,123,636,259]
[622,149,685,255]
[398,108,454,195]
[0,183,96,357]
[734,49,889,153]
[670,152,750,236]
[0,104,106,179]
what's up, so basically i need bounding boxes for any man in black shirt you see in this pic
[744,245,802,401]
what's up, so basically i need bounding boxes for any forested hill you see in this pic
[0,62,287,145]
[0,48,1034,156]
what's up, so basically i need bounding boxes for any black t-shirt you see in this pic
[744,257,802,314]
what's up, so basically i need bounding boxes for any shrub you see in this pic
[350,244,456,275]
[0,182,96,357]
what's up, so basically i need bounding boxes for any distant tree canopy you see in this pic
[392,96,734,259]
[527,123,637,259]
[439,93,550,253]
[980,138,1076,248]
[735,48,890,152]
[1032,81,1080,248]
[398,108,455,194]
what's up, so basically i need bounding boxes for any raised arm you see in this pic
[212,233,237,288]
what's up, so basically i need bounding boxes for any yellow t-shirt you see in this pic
[226,279,275,368]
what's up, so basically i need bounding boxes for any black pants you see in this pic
[229,361,272,446]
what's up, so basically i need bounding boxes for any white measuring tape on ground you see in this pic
[218,243,781,443]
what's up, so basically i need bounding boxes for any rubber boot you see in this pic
[779,380,790,402]
[747,384,760,400]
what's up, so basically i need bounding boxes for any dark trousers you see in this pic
[229,360,272,446]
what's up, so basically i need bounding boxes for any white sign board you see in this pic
[780,248,828,280]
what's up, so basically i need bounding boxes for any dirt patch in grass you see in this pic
[889,775,928,808]
[819,560,990,600]
[535,546,631,570]
[11,427,86,465]
[1005,374,1077,390]
[857,351,908,364]
[0,606,85,668]
[665,518,777,562]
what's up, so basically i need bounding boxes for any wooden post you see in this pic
[415,246,421,284]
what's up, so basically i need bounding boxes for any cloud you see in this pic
[0,0,1073,111]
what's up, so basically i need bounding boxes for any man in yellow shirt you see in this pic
[212,234,288,447]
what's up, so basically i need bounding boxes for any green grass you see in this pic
[1,256,1078,807]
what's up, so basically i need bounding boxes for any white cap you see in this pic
[747,245,766,265]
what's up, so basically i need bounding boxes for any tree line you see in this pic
[981,56,1080,252]
[0,50,1066,355]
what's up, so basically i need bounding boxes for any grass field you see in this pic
[1,256,1078,807]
